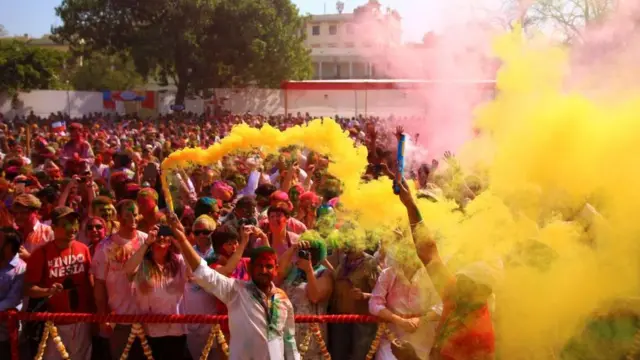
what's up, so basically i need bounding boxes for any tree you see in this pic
[499,0,617,43]
[0,24,8,37]
[70,52,144,91]
[52,0,312,105]
[0,39,69,96]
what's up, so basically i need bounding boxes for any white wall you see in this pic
[1,87,491,119]
[0,90,105,118]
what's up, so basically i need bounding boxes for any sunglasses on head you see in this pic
[87,224,103,231]
[193,229,212,236]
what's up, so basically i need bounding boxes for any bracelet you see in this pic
[410,220,424,227]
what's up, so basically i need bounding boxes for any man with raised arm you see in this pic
[166,213,300,360]
[390,128,497,360]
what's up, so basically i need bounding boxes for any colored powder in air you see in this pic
[160,26,640,357]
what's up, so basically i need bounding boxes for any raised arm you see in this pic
[168,212,237,304]
[395,178,452,299]
[215,225,251,277]
[123,228,154,277]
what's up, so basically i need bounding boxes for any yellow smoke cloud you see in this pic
[160,28,640,357]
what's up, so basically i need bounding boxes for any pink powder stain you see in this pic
[347,3,500,160]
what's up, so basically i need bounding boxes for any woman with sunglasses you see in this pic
[84,216,107,256]
[123,225,188,360]
[184,215,218,360]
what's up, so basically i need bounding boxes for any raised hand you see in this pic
[395,126,404,142]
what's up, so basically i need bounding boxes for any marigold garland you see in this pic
[298,327,313,355]
[34,322,52,360]
[200,324,229,360]
[119,323,154,360]
[309,323,331,360]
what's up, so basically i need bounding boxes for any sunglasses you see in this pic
[87,224,104,231]
[193,229,212,236]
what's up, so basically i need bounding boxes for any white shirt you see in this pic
[193,259,300,360]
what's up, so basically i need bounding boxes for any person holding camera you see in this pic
[123,223,188,360]
[279,237,333,360]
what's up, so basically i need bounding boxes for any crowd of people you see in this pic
[0,110,497,360]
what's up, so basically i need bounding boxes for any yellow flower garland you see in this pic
[200,324,229,360]
[34,322,69,360]
[119,323,154,360]
[364,323,399,360]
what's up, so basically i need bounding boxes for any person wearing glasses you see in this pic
[184,215,218,360]
[83,216,107,256]
[24,206,94,360]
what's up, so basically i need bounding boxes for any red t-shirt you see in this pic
[26,240,94,314]
[210,258,251,335]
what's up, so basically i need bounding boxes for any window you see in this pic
[327,43,338,48]
[311,44,322,48]
[329,25,337,35]
[312,25,320,36]
[344,42,355,48]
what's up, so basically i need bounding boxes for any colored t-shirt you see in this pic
[211,258,251,335]
[432,281,495,360]
[25,240,94,314]
[91,231,148,314]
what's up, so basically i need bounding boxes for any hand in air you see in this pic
[395,126,404,142]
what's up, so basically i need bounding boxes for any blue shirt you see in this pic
[0,254,26,341]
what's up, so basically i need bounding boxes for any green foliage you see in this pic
[0,39,69,96]
[71,52,144,91]
[53,0,312,104]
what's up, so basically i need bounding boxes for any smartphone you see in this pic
[158,225,173,237]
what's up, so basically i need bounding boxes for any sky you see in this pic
[0,0,505,43]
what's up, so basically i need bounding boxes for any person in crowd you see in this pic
[261,205,301,257]
[61,123,95,172]
[0,227,26,359]
[91,196,119,235]
[222,195,258,230]
[261,191,307,234]
[280,238,333,360]
[295,191,320,229]
[92,199,149,360]
[394,177,497,360]
[193,197,221,221]
[84,216,107,256]
[136,188,166,233]
[170,213,301,360]
[183,215,219,360]
[24,206,94,360]
[328,233,381,360]
[368,241,441,360]
[12,193,54,259]
[124,224,188,360]
[254,183,277,216]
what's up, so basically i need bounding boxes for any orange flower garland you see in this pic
[309,323,331,360]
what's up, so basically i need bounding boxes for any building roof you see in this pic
[308,13,354,22]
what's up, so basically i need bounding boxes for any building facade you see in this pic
[304,0,402,80]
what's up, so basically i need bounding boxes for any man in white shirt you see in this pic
[173,219,300,360]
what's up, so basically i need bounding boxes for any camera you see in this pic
[298,249,310,259]
[238,217,257,227]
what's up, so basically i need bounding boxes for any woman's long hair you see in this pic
[142,239,181,282]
